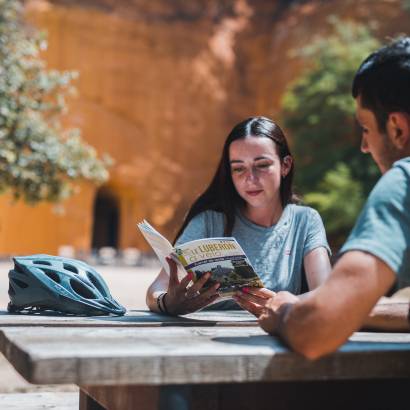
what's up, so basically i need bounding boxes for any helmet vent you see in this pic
[99,300,113,308]
[33,260,51,266]
[14,264,26,275]
[70,279,96,299]
[63,264,78,274]
[12,278,28,289]
[42,269,61,283]
[87,272,108,297]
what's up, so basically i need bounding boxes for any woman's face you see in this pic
[229,136,292,211]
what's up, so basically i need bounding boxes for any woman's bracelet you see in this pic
[156,292,169,314]
[162,292,169,314]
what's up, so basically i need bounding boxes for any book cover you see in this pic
[137,220,264,296]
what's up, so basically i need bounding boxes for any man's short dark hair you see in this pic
[352,37,410,131]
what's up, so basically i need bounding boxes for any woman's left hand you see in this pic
[233,287,276,317]
[258,291,299,334]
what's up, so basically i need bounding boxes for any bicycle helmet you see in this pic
[8,254,126,316]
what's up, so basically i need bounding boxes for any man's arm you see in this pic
[260,251,396,359]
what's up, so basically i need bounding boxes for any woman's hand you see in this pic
[258,291,299,334]
[164,257,220,315]
[233,287,276,317]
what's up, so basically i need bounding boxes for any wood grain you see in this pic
[1,326,410,386]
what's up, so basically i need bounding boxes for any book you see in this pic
[137,220,264,296]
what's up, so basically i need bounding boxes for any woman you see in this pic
[146,116,331,315]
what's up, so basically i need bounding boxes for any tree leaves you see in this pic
[0,0,110,204]
[280,18,380,243]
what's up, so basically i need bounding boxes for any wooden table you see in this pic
[0,310,410,410]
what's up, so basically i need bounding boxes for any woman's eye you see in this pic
[231,167,245,174]
[256,163,271,169]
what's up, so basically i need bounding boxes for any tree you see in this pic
[304,163,364,247]
[402,0,410,12]
[0,0,109,204]
[281,18,380,244]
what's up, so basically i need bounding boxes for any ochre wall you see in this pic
[0,183,95,255]
[0,0,408,255]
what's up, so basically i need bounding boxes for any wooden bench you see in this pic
[0,310,410,410]
[0,392,78,410]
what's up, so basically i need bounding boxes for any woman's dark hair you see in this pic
[173,116,296,243]
[352,36,410,132]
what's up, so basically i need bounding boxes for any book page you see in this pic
[175,237,264,295]
[137,220,187,277]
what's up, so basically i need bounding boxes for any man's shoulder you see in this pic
[392,157,410,176]
[369,157,410,204]
[340,156,410,272]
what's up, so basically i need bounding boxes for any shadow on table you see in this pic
[92,309,257,326]
[212,333,287,348]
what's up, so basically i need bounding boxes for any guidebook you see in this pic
[137,220,264,296]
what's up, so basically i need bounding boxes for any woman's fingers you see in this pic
[234,288,277,317]
[174,289,220,315]
[166,257,180,288]
[234,293,264,317]
[183,282,220,313]
[237,291,266,307]
[198,281,220,299]
[179,271,193,289]
[189,272,212,294]
[242,287,276,299]
[165,267,220,315]
[236,287,274,309]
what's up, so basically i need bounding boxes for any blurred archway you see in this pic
[91,187,120,250]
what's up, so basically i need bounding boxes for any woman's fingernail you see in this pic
[242,287,250,294]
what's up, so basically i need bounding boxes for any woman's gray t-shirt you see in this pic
[176,204,330,295]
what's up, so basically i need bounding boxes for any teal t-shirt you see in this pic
[176,204,330,295]
[340,157,410,288]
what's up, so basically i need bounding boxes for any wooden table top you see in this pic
[1,314,410,386]
[0,309,257,327]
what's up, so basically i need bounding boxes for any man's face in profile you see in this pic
[355,96,399,174]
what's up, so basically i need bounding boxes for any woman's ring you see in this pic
[185,290,200,299]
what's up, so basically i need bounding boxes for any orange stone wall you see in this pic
[0,0,408,255]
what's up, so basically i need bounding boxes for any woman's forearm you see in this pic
[363,300,410,331]
[304,247,332,290]
[146,269,169,312]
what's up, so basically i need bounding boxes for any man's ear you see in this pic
[386,112,410,149]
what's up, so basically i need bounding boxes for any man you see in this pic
[236,37,410,359]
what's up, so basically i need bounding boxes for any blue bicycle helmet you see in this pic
[8,254,126,316]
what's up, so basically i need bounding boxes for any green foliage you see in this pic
[304,163,364,247]
[281,18,380,242]
[402,0,410,11]
[0,0,110,204]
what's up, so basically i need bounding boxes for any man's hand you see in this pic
[258,291,299,334]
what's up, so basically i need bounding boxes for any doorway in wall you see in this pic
[91,187,120,250]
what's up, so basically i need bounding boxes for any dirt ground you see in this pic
[0,260,160,393]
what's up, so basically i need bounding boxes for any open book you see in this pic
[137,220,264,296]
